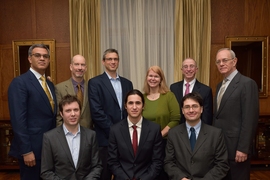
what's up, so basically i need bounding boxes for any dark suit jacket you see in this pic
[108,118,163,180]
[8,70,56,160]
[170,79,213,125]
[213,72,259,160]
[164,122,229,180]
[55,78,92,128]
[40,125,102,180]
[88,72,133,146]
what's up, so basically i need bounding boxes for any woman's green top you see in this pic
[142,91,180,130]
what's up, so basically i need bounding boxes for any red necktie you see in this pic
[132,125,138,155]
[185,82,190,95]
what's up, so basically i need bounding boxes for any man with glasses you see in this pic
[164,92,229,180]
[88,48,133,180]
[8,44,56,180]
[213,48,259,180]
[170,58,213,125]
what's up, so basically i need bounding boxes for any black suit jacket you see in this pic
[8,70,57,160]
[170,79,213,125]
[164,123,229,180]
[40,125,102,180]
[213,72,259,160]
[108,118,163,180]
[88,72,133,146]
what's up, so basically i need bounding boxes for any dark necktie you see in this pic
[185,82,190,95]
[132,125,138,156]
[77,84,83,106]
[190,127,196,151]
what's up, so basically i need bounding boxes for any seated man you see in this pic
[164,92,229,180]
[108,89,163,180]
[41,94,102,179]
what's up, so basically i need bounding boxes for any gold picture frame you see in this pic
[12,39,56,83]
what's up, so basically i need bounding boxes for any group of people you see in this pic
[8,44,259,180]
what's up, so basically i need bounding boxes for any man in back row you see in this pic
[88,48,133,179]
[55,54,92,129]
[170,58,213,125]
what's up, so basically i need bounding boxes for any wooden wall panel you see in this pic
[0,0,71,120]
[211,0,270,114]
[0,45,13,119]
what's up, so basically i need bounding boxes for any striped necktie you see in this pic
[40,76,54,111]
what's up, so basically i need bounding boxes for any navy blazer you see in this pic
[88,72,133,146]
[108,118,163,180]
[41,126,102,179]
[8,70,56,160]
[170,79,213,125]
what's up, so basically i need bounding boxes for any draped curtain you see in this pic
[175,0,211,84]
[69,0,100,80]
[69,0,211,86]
[101,0,175,90]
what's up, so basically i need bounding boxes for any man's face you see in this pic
[181,58,198,81]
[216,49,237,77]
[102,52,119,73]
[125,94,143,122]
[60,102,81,127]
[70,55,87,79]
[182,98,203,124]
[28,47,50,74]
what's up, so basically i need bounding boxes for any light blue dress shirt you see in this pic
[63,124,81,168]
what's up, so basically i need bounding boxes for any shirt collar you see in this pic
[105,71,120,80]
[186,120,201,132]
[184,78,196,86]
[127,117,143,128]
[63,124,81,135]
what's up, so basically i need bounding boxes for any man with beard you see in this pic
[55,55,92,129]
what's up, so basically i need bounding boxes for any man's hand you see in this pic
[235,150,247,162]
[23,152,36,167]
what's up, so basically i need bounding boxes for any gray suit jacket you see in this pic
[55,78,92,128]
[213,72,259,160]
[40,125,102,180]
[164,123,229,180]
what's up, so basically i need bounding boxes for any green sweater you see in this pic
[143,92,180,130]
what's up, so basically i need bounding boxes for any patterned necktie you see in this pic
[132,125,138,156]
[77,84,83,106]
[185,82,190,95]
[40,76,54,111]
[217,79,228,110]
[190,127,196,151]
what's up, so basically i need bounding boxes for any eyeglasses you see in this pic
[183,104,200,110]
[182,65,197,70]
[215,58,234,65]
[31,53,50,59]
[105,58,119,61]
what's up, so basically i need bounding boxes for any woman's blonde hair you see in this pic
[143,65,170,95]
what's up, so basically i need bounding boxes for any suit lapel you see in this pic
[217,72,240,113]
[136,118,150,159]
[57,126,75,168]
[120,120,134,157]
[76,126,85,170]
[180,125,193,155]
[101,72,119,107]
[192,80,201,93]
[28,71,52,112]
[192,123,207,154]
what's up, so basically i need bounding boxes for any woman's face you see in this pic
[147,70,161,88]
